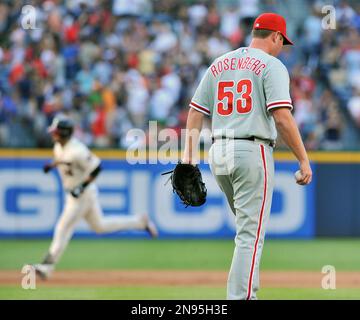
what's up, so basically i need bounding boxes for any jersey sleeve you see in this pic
[189,67,213,116]
[263,58,293,112]
[75,147,101,176]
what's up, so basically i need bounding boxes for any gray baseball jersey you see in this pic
[189,47,293,140]
[192,47,293,300]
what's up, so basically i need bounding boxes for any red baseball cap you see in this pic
[253,13,293,45]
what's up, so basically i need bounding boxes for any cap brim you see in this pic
[282,34,293,45]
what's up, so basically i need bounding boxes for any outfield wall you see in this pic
[0,150,358,239]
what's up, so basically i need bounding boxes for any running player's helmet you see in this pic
[47,116,74,139]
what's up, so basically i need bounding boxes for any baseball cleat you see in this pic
[32,264,54,280]
[141,214,159,238]
[146,219,159,238]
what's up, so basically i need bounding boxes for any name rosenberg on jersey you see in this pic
[210,56,266,78]
[131,304,228,318]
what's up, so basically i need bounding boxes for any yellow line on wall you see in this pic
[0,149,360,163]
[0,149,54,158]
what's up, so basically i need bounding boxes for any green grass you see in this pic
[262,239,360,271]
[0,286,359,300]
[1,239,360,300]
[0,286,225,300]
[0,239,360,271]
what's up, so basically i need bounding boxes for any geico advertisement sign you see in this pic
[0,161,314,237]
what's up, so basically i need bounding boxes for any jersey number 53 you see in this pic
[217,79,253,116]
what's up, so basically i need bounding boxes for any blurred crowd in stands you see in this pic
[0,0,359,149]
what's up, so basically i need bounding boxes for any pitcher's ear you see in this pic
[270,31,277,43]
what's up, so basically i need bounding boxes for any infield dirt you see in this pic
[1,270,360,288]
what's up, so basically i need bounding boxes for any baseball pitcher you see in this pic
[182,13,312,300]
[33,116,158,279]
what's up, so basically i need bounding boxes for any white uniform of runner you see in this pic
[34,135,157,278]
[48,137,149,264]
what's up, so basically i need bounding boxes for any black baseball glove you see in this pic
[43,163,53,174]
[162,162,207,207]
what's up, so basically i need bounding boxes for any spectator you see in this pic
[348,88,360,127]
[0,0,357,150]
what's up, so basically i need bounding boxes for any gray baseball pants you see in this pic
[209,138,274,300]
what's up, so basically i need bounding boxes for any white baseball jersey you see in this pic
[54,138,100,190]
[46,137,149,269]
[189,47,293,141]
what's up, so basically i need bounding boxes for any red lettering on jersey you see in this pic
[241,57,250,69]
[246,58,255,70]
[217,61,223,73]
[211,64,218,77]
[230,58,236,70]
[255,63,266,76]
[237,58,244,70]
[210,56,266,77]
[251,59,261,72]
